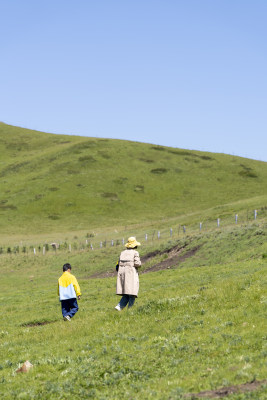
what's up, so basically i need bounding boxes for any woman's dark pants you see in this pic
[118,294,135,309]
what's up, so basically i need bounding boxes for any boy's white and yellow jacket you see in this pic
[58,271,81,301]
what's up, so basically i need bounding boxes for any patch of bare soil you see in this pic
[21,320,57,327]
[141,245,200,274]
[88,244,200,279]
[183,379,267,399]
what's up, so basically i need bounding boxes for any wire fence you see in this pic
[1,207,266,256]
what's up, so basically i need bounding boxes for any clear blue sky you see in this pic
[1,0,267,161]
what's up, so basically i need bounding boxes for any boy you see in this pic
[58,263,81,321]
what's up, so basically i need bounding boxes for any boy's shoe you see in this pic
[64,315,71,321]
[115,305,121,311]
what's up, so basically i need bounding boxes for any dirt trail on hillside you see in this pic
[142,245,200,274]
[183,379,267,398]
[88,244,200,279]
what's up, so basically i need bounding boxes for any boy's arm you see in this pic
[73,276,81,297]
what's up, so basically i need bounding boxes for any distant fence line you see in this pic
[0,208,266,256]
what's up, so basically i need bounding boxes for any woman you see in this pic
[115,237,142,311]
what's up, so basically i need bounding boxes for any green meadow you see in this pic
[1,124,267,399]
[1,222,267,399]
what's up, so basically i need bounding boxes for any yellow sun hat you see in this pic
[125,237,141,248]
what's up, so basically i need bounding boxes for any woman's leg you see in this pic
[115,295,129,310]
[128,295,136,308]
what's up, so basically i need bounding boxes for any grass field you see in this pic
[1,123,266,398]
[1,219,266,399]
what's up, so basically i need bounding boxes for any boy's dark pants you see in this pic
[61,298,79,318]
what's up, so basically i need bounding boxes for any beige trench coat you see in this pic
[116,249,141,297]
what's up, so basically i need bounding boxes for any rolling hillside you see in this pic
[1,123,267,399]
[1,122,267,235]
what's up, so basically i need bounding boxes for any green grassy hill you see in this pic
[1,122,267,236]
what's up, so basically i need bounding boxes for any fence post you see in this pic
[145,233,148,241]
[43,246,45,255]
[100,241,103,248]
[217,218,220,228]
[157,231,160,239]
[69,244,71,252]
[122,238,125,245]
[199,222,202,231]
[183,225,186,234]
[254,210,257,220]
[235,214,238,224]
[170,228,173,237]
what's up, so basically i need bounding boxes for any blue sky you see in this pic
[1,0,267,161]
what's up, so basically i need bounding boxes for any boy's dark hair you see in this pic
[63,263,71,272]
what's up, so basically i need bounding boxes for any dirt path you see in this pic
[88,243,199,279]
[183,379,267,398]
[142,245,200,274]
